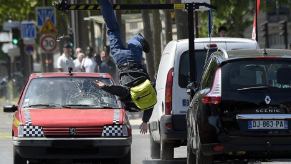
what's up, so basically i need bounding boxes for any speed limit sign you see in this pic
[40,34,57,52]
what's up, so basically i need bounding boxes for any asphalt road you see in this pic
[1,110,291,164]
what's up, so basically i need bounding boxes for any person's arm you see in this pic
[95,80,129,98]
[140,108,153,134]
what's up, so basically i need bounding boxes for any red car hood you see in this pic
[21,109,125,127]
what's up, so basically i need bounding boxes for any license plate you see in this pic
[248,120,288,129]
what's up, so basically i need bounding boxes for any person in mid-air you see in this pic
[95,0,156,134]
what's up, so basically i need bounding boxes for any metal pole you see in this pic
[208,10,212,37]
[255,0,258,42]
[71,0,78,50]
[187,3,196,98]
[195,11,199,38]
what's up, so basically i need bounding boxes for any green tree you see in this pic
[0,0,38,27]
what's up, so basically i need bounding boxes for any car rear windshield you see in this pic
[179,49,216,88]
[22,77,122,109]
[222,59,291,91]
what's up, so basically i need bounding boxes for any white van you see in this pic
[149,37,259,160]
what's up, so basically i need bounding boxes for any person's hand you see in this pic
[95,80,106,88]
[139,122,148,134]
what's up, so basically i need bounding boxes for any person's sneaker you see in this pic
[138,33,150,53]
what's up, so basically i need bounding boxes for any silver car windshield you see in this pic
[22,77,122,109]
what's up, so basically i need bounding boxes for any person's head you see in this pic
[86,46,94,58]
[63,43,72,56]
[100,50,109,61]
[77,52,85,62]
[218,26,227,37]
[76,47,82,54]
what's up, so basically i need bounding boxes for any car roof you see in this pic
[176,37,258,45]
[29,72,112,79]
[225,49,291,59]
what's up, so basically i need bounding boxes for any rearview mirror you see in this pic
[3,105,18,113]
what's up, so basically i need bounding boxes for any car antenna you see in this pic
[68,67,73,76]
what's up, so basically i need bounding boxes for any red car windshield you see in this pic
[21,77,122,109]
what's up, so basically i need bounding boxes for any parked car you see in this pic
[187,49,291,163]
[149,37,259,160]
[4,72,132,164]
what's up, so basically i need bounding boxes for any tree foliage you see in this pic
[197,0,253,38]
[0,0,38,28]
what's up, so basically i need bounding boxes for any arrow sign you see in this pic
[36,7,56,27]
[21,21,36,39]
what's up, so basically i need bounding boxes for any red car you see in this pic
[4,72,132,164]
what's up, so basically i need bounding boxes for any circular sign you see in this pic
[40,34,57,52]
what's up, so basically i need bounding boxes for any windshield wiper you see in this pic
[237,85,277,91]
[62,104,116,109]
[23,104,59,108]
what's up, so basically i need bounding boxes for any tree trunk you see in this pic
[77,10,89,52]
[174,0,188,39]
[141,0,155,80]
[152,9,162,71]
[165,0,173,43]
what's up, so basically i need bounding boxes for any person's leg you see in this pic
[98,0,124,58]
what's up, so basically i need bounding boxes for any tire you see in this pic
[196,149,212,164]
[187,142,196,164]
[187,126,196,164]
[160,140,174,160]
[150,134,160,159]
[13,147,27,164]
[120,149,131,164]
[196,135,213,164]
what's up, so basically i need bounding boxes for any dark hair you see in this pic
[63,43,71,48]
[218,26,227,32]
[86,46,94,57]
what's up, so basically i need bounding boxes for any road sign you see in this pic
[40,19,57,34]
[0,32,11,42]
[36,7,56,27]
[7,47,20,58]
[24,45,34,55]
[40,34,57,53]
[3,21,20,31]
[21,21,36,39]
[1,43,13,53]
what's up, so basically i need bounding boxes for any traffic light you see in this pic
[260,22,269,48]
[11,28,21,46]
[279,20,288,49]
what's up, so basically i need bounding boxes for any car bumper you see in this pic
[160,115,186,143]
[13,137,132,159]
[202,135,291,156]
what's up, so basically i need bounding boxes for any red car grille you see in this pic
[43,127,103,137]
